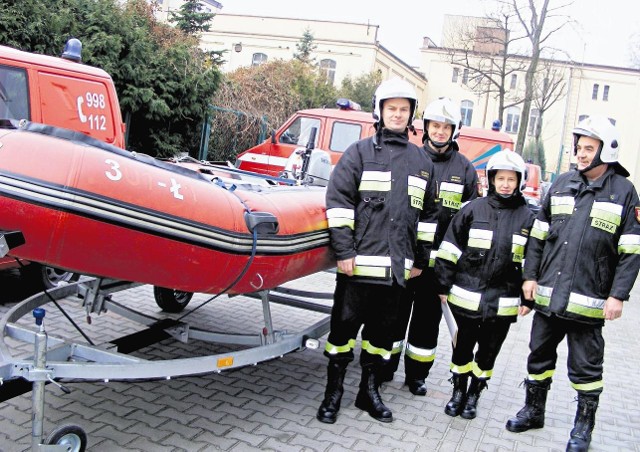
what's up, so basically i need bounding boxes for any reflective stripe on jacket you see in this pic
[326,131,438,286]
[524,168,640,325]
[435,192,535,321]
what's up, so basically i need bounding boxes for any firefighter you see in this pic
[435,150,534,419]
[505,116,640,452]
[317,78,437,424]
[382,97,478,396]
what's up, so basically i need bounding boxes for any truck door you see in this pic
[36,72,120,145]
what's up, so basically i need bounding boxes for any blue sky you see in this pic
[220,0,639,68]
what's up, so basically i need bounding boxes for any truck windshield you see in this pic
[0,65,29,121]
[279,116,320,147]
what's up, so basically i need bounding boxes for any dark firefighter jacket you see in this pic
[524,167,640,325]
[435,191,535,322]
[425,142,479,267]
[325,129,438,287]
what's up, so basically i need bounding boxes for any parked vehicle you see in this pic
[235,100,541,209]
[0,39,126,289]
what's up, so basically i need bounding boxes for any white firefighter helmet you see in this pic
[422,97,462,144]
[371,78,418,129]
[572,115,620,163]
[486,149,527,193]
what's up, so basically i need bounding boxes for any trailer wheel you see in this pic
[45,424,87,451]
[153,286,194,312]
[21,263,79,290]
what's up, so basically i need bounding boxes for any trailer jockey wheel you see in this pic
[153,286,194,313]
[45,424,87,451]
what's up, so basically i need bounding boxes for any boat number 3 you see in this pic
[104,159,184,200]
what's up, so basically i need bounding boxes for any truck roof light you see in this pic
[61,38,82,63]
[336,98,361,111]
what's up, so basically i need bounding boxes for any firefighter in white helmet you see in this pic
[506,115,640,452]
[318,78,438,424]
[434,149,534,419]
[383,97,480,397]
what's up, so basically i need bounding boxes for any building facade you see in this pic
[155,4,640,185]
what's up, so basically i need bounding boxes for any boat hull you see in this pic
[0,125,334,294]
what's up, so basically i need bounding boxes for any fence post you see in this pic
[198,110,211,161]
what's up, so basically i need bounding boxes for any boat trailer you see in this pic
[0,276,333,451]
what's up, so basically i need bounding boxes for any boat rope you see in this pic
[176,180,259,321]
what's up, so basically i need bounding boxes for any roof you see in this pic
[0,45,112,79]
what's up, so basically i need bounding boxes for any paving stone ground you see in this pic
[0,268,639,452]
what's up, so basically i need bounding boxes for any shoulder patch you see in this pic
[636,206,640,224]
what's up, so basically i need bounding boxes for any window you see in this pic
[603,85,610,101]
[251,53,268,66]
[528,108,540,136]
[592,84,599,100]
[462,68,469,85]
[452,68,459,83]
[0,65,30,121]
[319,59,337,84]
[510,74,517,90]
[504,106,520,134]
[460,100,474,126]
[278,116,321,147]
[330,122,362,152]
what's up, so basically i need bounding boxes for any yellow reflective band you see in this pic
[417,222,436,243]
[437,241,462,264]
[571,380,603,392]
[551,196,575,216]
[326,208,355,229]
[534,284,552,307]
[468,228,493,249]
[359,171,391,192]
[531,219,549,241]
[590,201,622,226]
[448,285,481,311]
[390,340,405,354]
[566,292,605,319]
[619,234,640,254]
[472,362,493,379]
[429,250,437,268]
[497,297,520,316]
[512,234,527,263]
[361,340,392,360]
[350,266,390,278]
[529,369,555,381]
[408,175,427,191]
[324,338,356,355]
[440,182,464,210]
[405,343,436,363]
[450,362,473,374]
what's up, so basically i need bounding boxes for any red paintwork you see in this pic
[0,128,333,294]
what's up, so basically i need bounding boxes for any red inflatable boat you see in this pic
[0,121,333,294]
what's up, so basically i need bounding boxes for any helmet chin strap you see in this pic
[427,135,451,149]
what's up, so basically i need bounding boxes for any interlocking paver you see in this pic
[1,271,640,451]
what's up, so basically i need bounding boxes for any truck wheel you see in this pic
[153,286,194,313]
[21,263,79,290]
[45,424,87,451]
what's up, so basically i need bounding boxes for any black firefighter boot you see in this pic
[379,352,401,383]
[316,361,348,424]
[461,376,488,419]
[444,374,469,417]
[566,393,599,452]
[505,380,550,432]
[355,365,393,422]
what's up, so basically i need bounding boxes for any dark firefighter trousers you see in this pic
[390,269,442,379]
[451,314,511,378]
[324,275,404,367]
[527,312,604,395]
